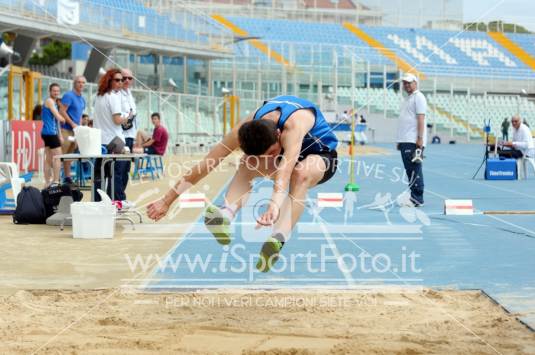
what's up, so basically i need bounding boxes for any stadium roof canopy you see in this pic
[0,5,233,60]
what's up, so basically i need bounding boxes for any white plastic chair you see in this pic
[518,157,535,180]
[0,162,25,207]
[518,146,535,180]
[517,142,535,179]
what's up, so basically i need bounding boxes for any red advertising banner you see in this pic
[11,120,44,172]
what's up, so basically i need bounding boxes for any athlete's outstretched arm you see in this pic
[147,118,249,221]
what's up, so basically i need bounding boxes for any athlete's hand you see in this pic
[416,137,423,148]
[147,198,170,221]
[255,202,280,229]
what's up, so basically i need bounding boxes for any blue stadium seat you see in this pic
[360,25,531,78]
[507,33,535,59]
[21,0,207,45]
[228,16,390,67]
[228,16,535,78]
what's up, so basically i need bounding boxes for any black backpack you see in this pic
[13,186,47,224]
[42,184,83,218]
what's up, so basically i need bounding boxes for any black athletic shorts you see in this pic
[41,134,61,149]
[275,149,338,185]
[293,149,338,185]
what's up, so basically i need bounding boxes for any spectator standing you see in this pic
[501,117,510,141]
[81,113,90,126]
[92,69,131,201]
[60,75,86,184]
[41,83,65,187]
[356,114,367,145]
[32,104,42,121]
[396,73,427,207]
[120,68,137,191]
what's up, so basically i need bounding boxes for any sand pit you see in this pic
[1,289,534,354]
[2,150,534,354]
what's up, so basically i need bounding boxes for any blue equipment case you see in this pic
[485,158,517,180]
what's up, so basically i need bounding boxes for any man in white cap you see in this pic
[397,73,427,207]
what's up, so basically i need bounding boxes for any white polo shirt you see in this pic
[512,123,534,157]
[397,90,427,147]
[93,91,124,145]
[121,88,137,139]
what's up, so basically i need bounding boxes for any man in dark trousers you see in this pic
[396,73,426,207]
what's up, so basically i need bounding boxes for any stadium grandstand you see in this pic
[2,0,535,144]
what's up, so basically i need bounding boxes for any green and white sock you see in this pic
[256,232,286,273]
[204,204,235,245]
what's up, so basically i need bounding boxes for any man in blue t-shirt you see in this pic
[60,75,86,184]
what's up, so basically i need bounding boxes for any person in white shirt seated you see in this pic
[499,116,534,160]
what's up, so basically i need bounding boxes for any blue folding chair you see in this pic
[132,155,164,180]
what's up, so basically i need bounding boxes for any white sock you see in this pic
[272,230,288,243]
[221,204,237,220]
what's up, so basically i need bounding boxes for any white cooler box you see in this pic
[71,190,116,239]
[74,126,102,156]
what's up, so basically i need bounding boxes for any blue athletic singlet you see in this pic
[41,101,59,136]
[253,95,338,154]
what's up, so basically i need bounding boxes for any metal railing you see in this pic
[209,39,535,98]
[0,0,233,50]
[156,0,470,30]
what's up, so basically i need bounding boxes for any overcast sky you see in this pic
[463,0,535,31]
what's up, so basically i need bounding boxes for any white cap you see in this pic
[401,73,418,83]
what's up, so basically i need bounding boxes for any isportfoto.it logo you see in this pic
[125,244,421,281]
